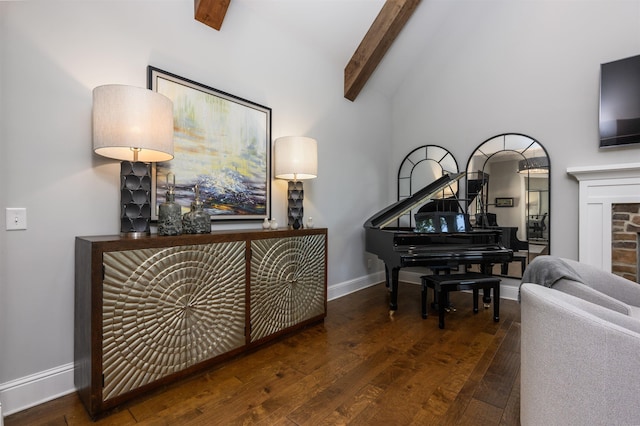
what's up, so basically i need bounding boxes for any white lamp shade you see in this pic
[274,136,318,180]
[92,85,174,162]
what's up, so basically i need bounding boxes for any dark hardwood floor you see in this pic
[5,281,521,425]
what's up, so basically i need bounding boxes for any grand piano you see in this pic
[364,172,513,311]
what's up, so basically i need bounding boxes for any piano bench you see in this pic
[421,272,501,329]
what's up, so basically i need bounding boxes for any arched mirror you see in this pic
[466,133,550,278]
[397,145,459,228]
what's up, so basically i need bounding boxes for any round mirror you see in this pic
[466,133,550,278]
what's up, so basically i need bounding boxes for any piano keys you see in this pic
[363,172,513,311]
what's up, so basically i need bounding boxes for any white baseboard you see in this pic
[328,270,385,300]
[0,362,75,416]
[328,269,521,301]
[0,272,520,418]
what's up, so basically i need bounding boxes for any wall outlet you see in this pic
[6,208,27,231]
[367,258,373,270]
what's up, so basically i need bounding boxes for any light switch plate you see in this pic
[6,208,27,230]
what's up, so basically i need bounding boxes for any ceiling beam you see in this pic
[344,0,420,101]
[195,0,231,31]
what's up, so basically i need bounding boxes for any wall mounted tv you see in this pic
[599,54,640,148]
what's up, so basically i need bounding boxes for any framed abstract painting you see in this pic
[148,66,272,221]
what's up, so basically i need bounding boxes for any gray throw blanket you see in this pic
[519,256,583,302]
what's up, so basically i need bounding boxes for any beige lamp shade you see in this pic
[274,136,318,180]
[92,85,174,162]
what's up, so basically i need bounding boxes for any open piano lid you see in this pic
[363,172,466,230]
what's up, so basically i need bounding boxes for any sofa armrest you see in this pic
[561,257,640,307]
[520,284,640,426]
[551,278,632,315]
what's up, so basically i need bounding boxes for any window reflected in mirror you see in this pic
[397,145,459,228]
[466,133,550,278]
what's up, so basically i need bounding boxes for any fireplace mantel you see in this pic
[567,162,640,270]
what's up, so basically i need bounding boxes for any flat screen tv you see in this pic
[599,54,640,148]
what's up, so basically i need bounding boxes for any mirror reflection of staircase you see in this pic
[528,213,548,241]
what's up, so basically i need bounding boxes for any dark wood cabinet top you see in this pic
[76,228,328,251]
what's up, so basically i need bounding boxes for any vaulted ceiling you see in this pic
[343,0,420,101]
[194,0,423,101]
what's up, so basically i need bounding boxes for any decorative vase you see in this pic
[262,218,270,229]
[158,174,182,236]
[270,219,278,230]
[306,216,314,229]
[182,184,211,234]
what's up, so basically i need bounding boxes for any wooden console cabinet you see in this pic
[74,228,327,418]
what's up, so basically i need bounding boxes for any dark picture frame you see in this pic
[495,197,514,208]
[148,66,272,221]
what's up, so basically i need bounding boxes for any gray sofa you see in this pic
[524,256,640,316]
[520,256,640,426]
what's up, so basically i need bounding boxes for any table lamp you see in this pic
[92,85,174,237]
[274,136,317,229]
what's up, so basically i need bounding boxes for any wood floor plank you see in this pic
[500,368,521,426]
[352,304,502,425]
[127,372,243,422]
[474,322,521,409]
[438,305,515,425]
[410,331,497,425]
[316,383,385,425]
[5,282,522,426]
[226,345,365,425]
[150,358,309,425]
[284,340,413,424]
[457,398,504,426]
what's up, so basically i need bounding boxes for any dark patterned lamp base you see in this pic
[120,161,151,237]
[287,181,304,229]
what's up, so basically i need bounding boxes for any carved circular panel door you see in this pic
[101,242,246,401]
[250,234,326,342]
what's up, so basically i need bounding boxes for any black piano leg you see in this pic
[473,289,479,313]
[421,280,428,319]
[480,264,492,308]
[429,268,454,312]
[432,290,455,312]
[483,288,491,308]
[438,286,447,329]
[493,283,500,322]
[384,265,390,288]
[389,267,400,311]
[384,264,393,289]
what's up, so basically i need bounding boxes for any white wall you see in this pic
[0,6,7,419]
[392,0,640,259]
[0,1,391,414]
[5,0,640,416]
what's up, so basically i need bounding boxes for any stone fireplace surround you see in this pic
[611,203,640,282]
[567,163,640,277]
